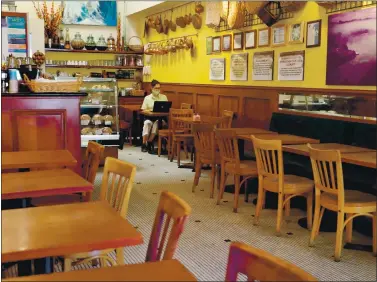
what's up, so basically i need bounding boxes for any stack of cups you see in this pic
[8,69,19,93]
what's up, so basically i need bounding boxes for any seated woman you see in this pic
[141,79,168,153]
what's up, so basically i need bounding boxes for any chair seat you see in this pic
[225,160,258,176]
[173,134,193,141]
[160,129,185,136]
[264,175,313,194]
[119,120,131,130]
[321,190,377,212]
[31,194,82,207]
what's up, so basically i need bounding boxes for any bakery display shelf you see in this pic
[80,104,113,109]
[46,65,143,70]
[45,48,144,55]
[80,88,114,92]
[81,134,120,141]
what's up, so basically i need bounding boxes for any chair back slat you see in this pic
[82,141,104,183]
[221,110,234,128]
[225,242,318,281]
[308,145,344,199]
[100,157,136,217]
[201,115,231,129]
[146,191,191,262]
[215,129,240,166]
[192,123,216,162]
[170,108,194,134]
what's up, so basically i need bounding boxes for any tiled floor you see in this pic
[4,145,376,281]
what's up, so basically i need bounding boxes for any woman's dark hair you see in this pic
[151,79,160,88]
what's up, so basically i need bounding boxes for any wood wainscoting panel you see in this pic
[177,92,194,109]
[196,94,216,115]
[242,97,272,129]
[218,95,240,117]
[12,110,67,151]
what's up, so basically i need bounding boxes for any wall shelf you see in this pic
[46,65,143,70]
[45,48,144,55]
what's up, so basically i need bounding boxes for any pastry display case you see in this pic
[278,92,376,122]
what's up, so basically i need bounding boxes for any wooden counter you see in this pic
[1,92,86,174]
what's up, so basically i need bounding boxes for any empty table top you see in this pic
[3,260,197,281]
[2,169,93,200]
[2,150,77,170]
[238,134,320,145]
[283,143,375,156]
[2,201,143,263]
[341,152,376,168]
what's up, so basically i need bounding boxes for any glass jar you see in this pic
[128,55,135,67]
[71,32,85,50]
[135,55,143,66]
[96,35,107,51]
[85,34,96,50]
[107,33,116,51]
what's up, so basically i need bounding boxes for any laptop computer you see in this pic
[152,101,172,113]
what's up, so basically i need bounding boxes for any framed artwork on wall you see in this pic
[206,37,213,55]
[289,22,305,44]
[258,28,270,47]
[233,32,243,50]
[222,34,232,51]
[212,36,221,53]
[306,20,321,48]
[210,58,225,81]
[245,30,257,49]
[271,24,286,46]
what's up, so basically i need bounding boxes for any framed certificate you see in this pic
[272,24,286,46]
[258,28,270,47]
[233,32,243,50]
[306,20,321,48]
[245,30,256,49]
[289,22,305,44]
[222,34,232,51]
[212,36,221,53]
[210,58,225,80]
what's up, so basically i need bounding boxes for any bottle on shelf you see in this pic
[64,28,71,50]
[59,28,65,49]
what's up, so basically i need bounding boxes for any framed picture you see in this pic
[210,58,225,81]
[272,24,286,46]
[230,53,248,81]
[258,28,270,47]
[245,30,256,49]
[222,34,232,51]
[306,20,321,48]
[212,36,221,53]
[233,32,243,50]
[289,22,304,44]
[206,37,212,55]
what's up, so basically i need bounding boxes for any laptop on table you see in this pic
[152,101,172,113]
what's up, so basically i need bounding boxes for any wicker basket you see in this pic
[23,74,82,93]
[317,1,337,9]
[282,1,307,13]
[128,36,144,52]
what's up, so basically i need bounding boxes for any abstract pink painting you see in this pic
[326,7,376,86]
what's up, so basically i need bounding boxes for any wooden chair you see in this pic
[64,157,137,271]
[215,129,258,213]
[225,242,318,281]
[119,120,133,149]
[169,109,194,167]
[252,136,314,235]
[146,191,192,262]
[308,145,376,261]
[192,123,221,198]
[221,110,234,128]
[31,141,104,206]
[180,103,192,109]
[157,108,192,158]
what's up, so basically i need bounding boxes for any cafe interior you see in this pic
[1,1,376,281]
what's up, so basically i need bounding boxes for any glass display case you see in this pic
[79,78,119,147]
[278,92,376,121]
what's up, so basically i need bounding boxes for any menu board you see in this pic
[209,58,225,81]
[278,51,305,81]
[230,53,248,81]
[252,51,274,81]
[1,13,28,58]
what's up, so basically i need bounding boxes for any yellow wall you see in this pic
[137,1,376,91]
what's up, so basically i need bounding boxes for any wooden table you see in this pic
[2,150,77,170]
[238,134,320,145]
[340,152,376,168]
[283,143,375,156]
[2,169,93,200]
[141,110,169,117]
[120,104,142,112]
[2,201,143,263]
[3,260,197,281]
[232,128,277,135]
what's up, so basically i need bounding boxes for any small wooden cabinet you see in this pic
[1,93,85,174]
